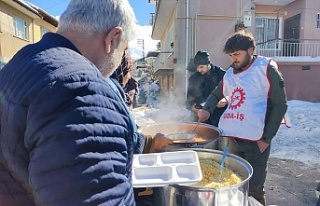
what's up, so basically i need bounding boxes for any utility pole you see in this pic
[149,13,155,25]
[137,39,145,59]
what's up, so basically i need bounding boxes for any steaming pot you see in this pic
[140,122,220,149]
[153,149,253,206]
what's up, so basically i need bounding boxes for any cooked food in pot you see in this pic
[192,159,242,188]
[166,133,212,143]
[132,106,150,112]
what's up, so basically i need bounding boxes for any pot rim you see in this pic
[142,121,221,135]
[170,148,253,191]
[142,121,221,145]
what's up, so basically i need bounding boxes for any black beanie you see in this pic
[193,51,210,67]
[187,58,197,72]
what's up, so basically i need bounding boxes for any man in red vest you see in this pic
[197,30,287,205]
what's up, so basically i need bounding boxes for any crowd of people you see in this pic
[0,0,292,205]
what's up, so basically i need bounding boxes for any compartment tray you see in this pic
[132,151,202,188]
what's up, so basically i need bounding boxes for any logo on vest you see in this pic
[229,87,245,110]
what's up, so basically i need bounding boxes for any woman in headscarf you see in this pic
[111,50,139,109]
[111,50,173,153]
[111,49,173,204]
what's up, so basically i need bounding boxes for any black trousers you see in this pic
[219,137,271,206]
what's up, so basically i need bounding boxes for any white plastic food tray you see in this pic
[132,150,202,188]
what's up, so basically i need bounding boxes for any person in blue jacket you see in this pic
[0,0,138,205]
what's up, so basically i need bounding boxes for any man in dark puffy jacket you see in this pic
[0,0,137,205]
[186,50,226,126]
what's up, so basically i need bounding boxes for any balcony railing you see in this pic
[255,39,320,58]
[153,52,174,72]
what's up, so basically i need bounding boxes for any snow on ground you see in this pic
[270,100,320,166]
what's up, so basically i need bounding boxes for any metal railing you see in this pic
[153,52,174,72]
[255,39,320,58]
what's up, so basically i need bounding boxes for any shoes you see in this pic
[316,182,320,198]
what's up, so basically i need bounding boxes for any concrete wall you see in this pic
[279,62,320,102]
[303,0,320,39]
[195,0,239,69]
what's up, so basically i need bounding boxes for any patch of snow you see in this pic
[270,100,320,166]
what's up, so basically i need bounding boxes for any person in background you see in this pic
[0,0,138,205]
[186,50,227,127]
[126,78,140,108]
[197,30,288,205]
[111,50,173,154]
[111,50,173,205]
[111,50,139,109]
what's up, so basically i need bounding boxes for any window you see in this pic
[255,17,281,49]
[317,13,320,28]
[13,17,29,40]
[41,26,50,37]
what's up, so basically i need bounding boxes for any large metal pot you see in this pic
[139,122,221,149]
[153,148,253,206]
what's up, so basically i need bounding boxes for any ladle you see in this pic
[166,122,200,142]
[215,146,229,182]
[190,122,200,134]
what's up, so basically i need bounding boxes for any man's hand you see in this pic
[197,109,210,123]
[153,133,173,150]
[216,98,228,108]
[191,104,201,112]
[257,139,269,153]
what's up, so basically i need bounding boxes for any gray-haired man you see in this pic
[0,0,138,205]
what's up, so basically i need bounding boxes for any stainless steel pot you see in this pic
[140,122,221,149]
[153,148,253,206]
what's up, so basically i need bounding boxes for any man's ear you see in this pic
[104,27,123,54]
[248,47,255,55]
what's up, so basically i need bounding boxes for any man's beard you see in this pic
[96,49,123,78]
[232,52,251,70]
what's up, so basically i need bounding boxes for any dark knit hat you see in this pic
[187,58,197,72]
[193,50,210,66]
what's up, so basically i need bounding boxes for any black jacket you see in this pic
[186,64,226,126]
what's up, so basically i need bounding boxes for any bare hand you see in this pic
[257,139,269,153]
[191,104,200,112]
[216,98,228,108]
[197,109,210,123]
[153,133,173,150]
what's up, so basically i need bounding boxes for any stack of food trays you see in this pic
[132,150,202,188]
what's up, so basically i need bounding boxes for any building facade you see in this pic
[149,0,320,102]
[0,0,58,63]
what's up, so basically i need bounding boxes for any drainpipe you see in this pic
[195,14,198,55]
[240,0,243,22]
[185,0,189,98]
[32,19,35,43]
